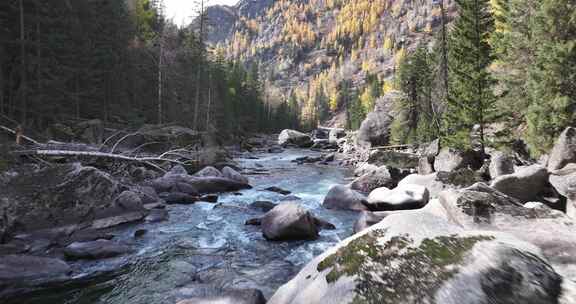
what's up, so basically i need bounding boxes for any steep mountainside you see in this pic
[205,0,457,128]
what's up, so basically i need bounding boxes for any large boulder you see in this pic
[0,255,71,298]
[261,202,320,241]
[549,164,576,217]
[150,171,251,195]
[328,128,345,144]
[0,163,125,236]
[267,211,562,304]
[488,151,515,178]
[434,148,483,172]
[350,166,404,193]
[322,185,368,211]
[278,130,313,148]
[398,169,482,198]
[194,166,223,178]
[367,150,420,169]
[490,164,549,203]
[222,166,249,184]
[366,184,429,211]
[417,156,435,175]
[438,182,576,288]
[64,239,132,260]
[356,92,397,147]
[548,127,576,171]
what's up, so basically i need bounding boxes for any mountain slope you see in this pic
[205,0,457,128]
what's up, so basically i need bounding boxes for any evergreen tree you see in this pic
[391,46,436,144]
[442,0,496,152]
[524,0,576,155]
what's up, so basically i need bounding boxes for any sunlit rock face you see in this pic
[267,211,563,304]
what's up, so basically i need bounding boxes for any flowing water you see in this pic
[19,149,357,304]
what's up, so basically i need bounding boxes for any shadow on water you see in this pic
[12,149,358,303]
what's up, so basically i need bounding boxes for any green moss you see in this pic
[316,230,495,304]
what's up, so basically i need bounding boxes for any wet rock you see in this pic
[367,150,420,169]
[313,217,336,230]
[278,130,313,148]
[160,192,198,205]
[245,218,262,226]
[151,173,251,195]
[199,194,219,203]
[548,127,576,171]
[434,148,483,172]
[268,146,284,153]
[0,255,71,297]
[64,239,132,260]
[134,229,148,238]
[145,209,169,223]
[322,185,368,211]
[323,152,336,162]
[549,164,576,217]
[292,155,323,164]
[249,201,277,212]
[176,287,266,304]
[194,166,223,178]
[0,242,29,255]
[366,184,429,211]
[488,151,515,178]
[222,166,249,184]
[91,211,148,229]
[280,195,301,201]
[264,186,291,195]
[267,211,563,304]
[490,164,549,203]
[311,139,337,150]
[261,202,319,241]
[350,166,404,193]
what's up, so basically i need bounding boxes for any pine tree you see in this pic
[443,0,496,152]
[524,0,576,156]
[391,46,436,144]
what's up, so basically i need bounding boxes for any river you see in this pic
[18,149,357,304]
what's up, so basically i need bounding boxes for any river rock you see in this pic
[0,163,124,236]
[367,150,420,169]
[350,166,402,193]
[328,128,345,144]
[399,169,483,198]
[488,151,515,178]
[424,138,440,157]
[264,186,291,195]
[222,166,249,184]
[194,166,223,177]
[366,184,429,211]
[160,192,198,205]
[278,130,313,148]
[548,127,576,171]
[176,288,266,304]
[267,211,562,304]
[0,255,71,298]
[434,148,482,172]
[356,92,397,147]
[249,201,277,212]
[490,164,549,203]
[64,239,132,260]
[418,156,435,174]
[150,172,251,195]
[353,163,379,177]
[353,211,390,233]
[549,164,576,217]
[145,208,169,222]
[261,202,319,241]
[114,190,144,211]
[322,185,368,211]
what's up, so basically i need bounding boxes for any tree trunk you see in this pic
[19,0,27,125]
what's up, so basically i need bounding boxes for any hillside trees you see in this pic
[442,0,496,153]
[524,0,576,155]
[391,46,436,144]
[0,0,287,139]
